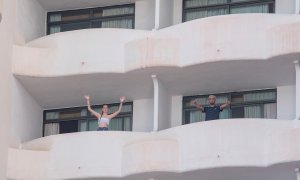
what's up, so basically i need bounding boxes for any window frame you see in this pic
[182,89,277,125]
[182,0,275,22]
[43,102,133,136]
[47,4,135,35]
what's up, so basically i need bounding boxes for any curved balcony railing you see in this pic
[12,14,300,77]
[7,119,300,179]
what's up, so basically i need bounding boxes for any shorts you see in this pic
[97,127,108,131]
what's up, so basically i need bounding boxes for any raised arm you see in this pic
[108,96,126,119]
[220,100,231,110]
[191,99,204,112]
[84,95,101,119]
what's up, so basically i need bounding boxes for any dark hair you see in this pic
[100,104,109,118]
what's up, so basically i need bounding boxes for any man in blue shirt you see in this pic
[191,95,230,121]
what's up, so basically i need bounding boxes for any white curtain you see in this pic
[81,109,87,117]
[88,120,98,131]
[243,91,276,102]
[44,123,59,136]
[190,110,205,123]
[79,121,87,132]
[123,117,131,131]
[103,7,134,16]
[109,118,123,131]
[245,106,261,118]
[185,0,227,8]
[102,19,133,28]
[49,26,61,34]
[185,8,228,21]
[46,112,59,120]
[231,4,269,14]
[49,14,61,22]
[220,108,230,119]
[264,103,277,119]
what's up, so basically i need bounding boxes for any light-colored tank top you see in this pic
[98,117,110,126]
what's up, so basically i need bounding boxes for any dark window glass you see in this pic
[47,4,135,34]
[182,0,275,22]
[43,102,133,136]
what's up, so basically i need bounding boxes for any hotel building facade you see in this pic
[1,0,300,179]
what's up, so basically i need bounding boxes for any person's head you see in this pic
[208,95,216,105]
[102,104,109,114]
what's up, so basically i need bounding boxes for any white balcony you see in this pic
[7,119,300,180]
[11,14,300,109]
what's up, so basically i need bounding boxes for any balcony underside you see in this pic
[7,119,300,180]
[15,58,295,109]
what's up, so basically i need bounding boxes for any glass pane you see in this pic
[124,117,131,131]
[231,94,243,103]
[109,118,123,131]
[189,110,205,123]
[93,8,103,18]
[185,7,228,21]
[122,104,132,113]
[49,14,62,22]
[102,19,133,29]
[79,121,87,132]
[231,4,269,14]
[61,22,90,32]
[243,91,276,102]
[88,120,98,131]
[231,106,244,118]
[61,10,90,21]
[46,112,59,120]
[185,0,227,8]
[220,108,230,119]
[244,105,262,118]
[91,20,102,28]
[59,110,82,119]
[44,123,60,136]
[264,103,277,119]
[49,26,61,34]
[102,7,134,16]
[81,109,87,117]
[95,105,132,114]
[231,0,251,2]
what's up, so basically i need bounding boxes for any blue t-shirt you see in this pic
[203,106,222,121]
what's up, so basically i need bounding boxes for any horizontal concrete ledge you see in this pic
[12,14,300,77]
[7,119,300,179]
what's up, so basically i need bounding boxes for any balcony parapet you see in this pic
[7,119,300,179]
[12,14,300,77]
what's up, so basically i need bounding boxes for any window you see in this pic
[43,102,133,136]
[47,4,135,35]
[182,0,275,22]
[182,89,277,124]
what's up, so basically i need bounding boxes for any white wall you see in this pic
[173,0,182,25]
[15,0,46,43]
[276,0,296,14]
[10,0,45,145]
[0,0,2,23]
[171,95,183,127]
[0,0,15,178]
[158,0,173,29]
[11,78,43,146]
[135,0,155,30]
[132,99,154,132]
[277,85,296,120]
[157,79,171,130]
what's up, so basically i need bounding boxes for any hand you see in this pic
[191,99,197,106]
[120,96,126,103]
[225,100,231,105]
[84,95,90,100]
